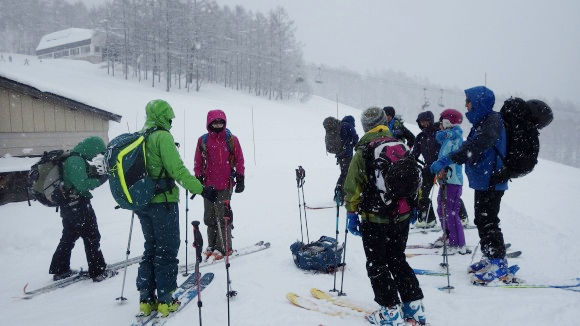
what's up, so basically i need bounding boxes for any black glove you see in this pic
[197,175,205,185]
[201,186,217,202]
[234,174,245,193]
[97,174,108,185]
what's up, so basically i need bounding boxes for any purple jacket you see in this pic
[194,110,245,191]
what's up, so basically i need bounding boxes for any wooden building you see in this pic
[0,75,121,157]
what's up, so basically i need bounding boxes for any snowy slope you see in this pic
[1,55,579,326]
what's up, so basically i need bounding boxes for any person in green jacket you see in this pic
[136,99,217,318]
[49,136,112,282]
[344,107,426,326]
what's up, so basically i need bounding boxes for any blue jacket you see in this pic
[337,115,359,158]
[449,86,508,191]
[436,126,463,185]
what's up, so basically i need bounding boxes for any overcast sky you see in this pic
[74,0,580,104]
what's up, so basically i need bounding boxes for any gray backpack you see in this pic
[323,117,342,154]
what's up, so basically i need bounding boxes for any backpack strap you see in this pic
[199,129,237,177]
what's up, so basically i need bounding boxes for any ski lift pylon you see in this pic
[315,66,323,84]
[438,89,445,107]
[421,88,431,110]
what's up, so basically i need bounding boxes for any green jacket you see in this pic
[63,136,106,198]
[344,125,407,223]
[142,99,203,203]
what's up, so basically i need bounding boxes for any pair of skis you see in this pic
[177,241,270,273]
[131,272,214,326]
[22,255,143,299]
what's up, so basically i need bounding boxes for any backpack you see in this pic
[290,236,344,273]
[361,137,421,217]
[27,150,79,207]
[199,128,236,174]
[105,127,174,210]
[323,117,342,154]
[490,98,553,185]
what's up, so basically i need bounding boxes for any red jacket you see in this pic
[194,110,244,191]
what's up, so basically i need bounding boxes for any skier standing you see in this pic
[431,109,469,254]
[383,106,416,147]
[194,110,245,261]
[135,99,216,317]
[430,86,514,283]
[344,107,426,325]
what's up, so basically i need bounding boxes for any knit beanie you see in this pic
[361,107,388,132]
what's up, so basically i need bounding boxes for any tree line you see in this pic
[0,0,309,100]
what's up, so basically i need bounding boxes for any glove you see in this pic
[201,186,217,202]
[195,175,205,184]
[347,212,362,236]
[430,156,452,174]
[234,174,245,193]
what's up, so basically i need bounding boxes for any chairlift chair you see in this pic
[438,89,445,107]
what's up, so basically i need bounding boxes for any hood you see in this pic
[341,115,355,127]
[416,111,434,129]
[73,136,105,160]
[206,110,227,131]
[464,86,495,125]
[144,99,175,130]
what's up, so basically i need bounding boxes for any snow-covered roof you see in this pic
[0,154,40,173]
[36,28,95,52]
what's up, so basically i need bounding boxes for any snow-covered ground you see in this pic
[1,55,579,325]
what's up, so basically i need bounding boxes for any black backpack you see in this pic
[361,137,421,217]
[323,117,342,154]
[490,98,553,186]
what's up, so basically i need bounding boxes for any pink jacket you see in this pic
[194,110,245,191]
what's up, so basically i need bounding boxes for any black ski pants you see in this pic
[49,197,106,279]
[336,156,352,190]
[361,219,423,307]
[474,190,506,259]
[418,167,436,223]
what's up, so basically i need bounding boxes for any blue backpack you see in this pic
[290,236,344,273]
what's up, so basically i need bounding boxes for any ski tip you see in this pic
[23,283,29,294]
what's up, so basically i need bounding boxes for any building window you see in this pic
[94,46,101,53]
[70,48,79,56]
[81,46,90,54]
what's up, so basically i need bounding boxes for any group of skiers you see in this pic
[325,86,514,325]
[46,99,244,318]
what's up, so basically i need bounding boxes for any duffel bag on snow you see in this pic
[290,236,344,273]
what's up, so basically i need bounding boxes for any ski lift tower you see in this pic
[421,88,431,110]
[438,89,445,107]
[315,66,323,84]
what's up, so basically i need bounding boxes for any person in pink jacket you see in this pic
[194,110,245,260]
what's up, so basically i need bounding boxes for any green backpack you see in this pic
[105,128,174,210]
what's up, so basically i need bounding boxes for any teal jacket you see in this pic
[436,126,463,185]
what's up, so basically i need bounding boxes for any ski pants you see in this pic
[474,190,506,259]
[437,184,465,247]
[417,167,437,223]
[136,202,180,304]
[336,156,352,191]
[204,189,233,254]
[361,219,424,307]
[49,197,106,279]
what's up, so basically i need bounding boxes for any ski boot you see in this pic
[52,269,78,281]
[139,300,158,317]
[473,258,514,284]
[402,299,426,325]
[366,305,406,325]
[158,299,181,317]
[468,257,489,274]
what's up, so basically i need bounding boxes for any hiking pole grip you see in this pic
[191,220,203,263]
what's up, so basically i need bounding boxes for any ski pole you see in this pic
[338,213,349,296]
[438,176,454,293]
[295,167,305,243]
[183,190,190,276]
[298,166,310,243]
[330,195,340,293]
[116,212,135,303]
[422,176,438,228]
[191,220,203,326]
[223,201,237,326]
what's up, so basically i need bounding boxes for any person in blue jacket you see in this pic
[430,86,515,284]
[334,115,359,204]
